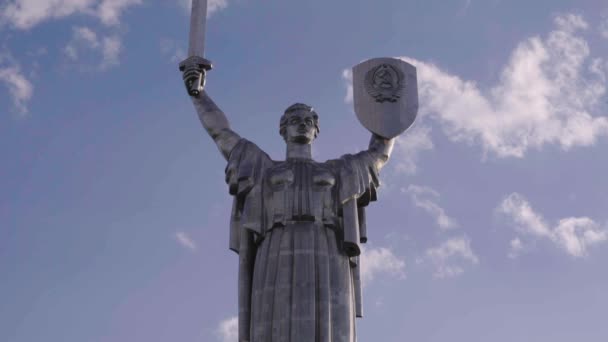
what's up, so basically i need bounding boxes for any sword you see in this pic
[179,0,213,96]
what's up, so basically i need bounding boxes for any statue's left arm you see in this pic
[366,133,395,171]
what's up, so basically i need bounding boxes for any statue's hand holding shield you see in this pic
[352,57,419,139]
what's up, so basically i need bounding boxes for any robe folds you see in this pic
[225,139,381,342]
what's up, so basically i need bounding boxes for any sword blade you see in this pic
[187,0,208,57]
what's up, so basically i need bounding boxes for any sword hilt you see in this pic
[179,55,213,97]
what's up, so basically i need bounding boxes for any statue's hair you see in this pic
[279,103,320,140]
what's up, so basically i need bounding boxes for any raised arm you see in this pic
[182,66,241,160]
[367,133,395,171]
[191,91,241,160]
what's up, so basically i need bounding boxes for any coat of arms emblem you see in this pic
[364,64,405,103]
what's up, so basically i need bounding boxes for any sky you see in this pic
[1,0,608,341]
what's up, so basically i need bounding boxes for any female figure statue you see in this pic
[182,66,394,342]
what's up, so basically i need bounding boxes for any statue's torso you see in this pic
[264,158,339,230]
[226,139,379,341]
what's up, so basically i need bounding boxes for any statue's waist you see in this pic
[267,213,339,230]
[264,186,337,229]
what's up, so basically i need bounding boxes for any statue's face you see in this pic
[284,110,317,145]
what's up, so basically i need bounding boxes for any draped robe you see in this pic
[225,139,382,342]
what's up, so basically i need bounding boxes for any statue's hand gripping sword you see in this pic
[179,0,212,96]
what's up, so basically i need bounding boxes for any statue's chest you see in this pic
[264,160,337,225]
[267,160,335,189]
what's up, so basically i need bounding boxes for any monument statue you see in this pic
[179,1,418,341]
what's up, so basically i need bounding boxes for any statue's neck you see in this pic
[286,142,312,160]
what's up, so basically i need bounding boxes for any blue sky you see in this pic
[2,0,608,341]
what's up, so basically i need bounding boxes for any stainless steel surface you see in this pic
[179,55,412,341]
[179,0,211,96]
[353,57,419,139]
[187,0,208,57]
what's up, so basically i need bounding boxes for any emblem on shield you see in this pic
[353,57,418,139]
[365,64,404,103]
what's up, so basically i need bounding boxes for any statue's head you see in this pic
[279,103,320,144]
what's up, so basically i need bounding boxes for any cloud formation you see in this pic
[0,53,33,115]
[174,231,197,251]
[600,12,608,39]
[392,124,434,175]
[216,316,238,342]
[360,246,406,287]
[497,193,608,258]
[0,0,142,29]
[64,26,121,70]
[96,0,141,26]
[1,1,139,73]
[342,14,608,160]
[425,237,479,278]
[405,185,458,230]
[342,69,353,104]
[508,237,524,259]
[398,14,608,158]
[160,38,186,64]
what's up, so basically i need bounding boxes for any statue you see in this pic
[179,1,418,341]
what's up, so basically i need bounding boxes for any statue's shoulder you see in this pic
[226,139,275,196]
[322,150,374,170]
[228,139,274,163]
[316,158,340,174]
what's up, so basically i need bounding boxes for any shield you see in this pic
[352,57,418,139]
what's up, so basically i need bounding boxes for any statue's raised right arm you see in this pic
[182,65,241,160]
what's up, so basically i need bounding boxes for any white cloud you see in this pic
[64,26,121,70]
[425,237,479,278]
[497,193,608,258]
[1,1,138,74]
[160,38,186,64]
[96,0,141,26]
[395,14,608,158]
[100,35,121,68]
[405,185,458,230]
[342,69,353,104]
[508,237,524,259]
[360,246,406,287]
[0,0,142,29]
[174,231,197,251]
[216,316,238,342]
[208,0,228,14]
[341,14,608,165]
[497,193,551,238]
[553,217,608,258]
[1,0,95,29]
[179,0,229,16]
[393,123,433,175]
[0,53,33,115]
[65,26,99,60]
[600,13,608,39]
